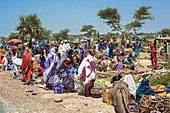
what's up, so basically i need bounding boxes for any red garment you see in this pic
[151,42,157,69]
[38,66,44,75]
[121,40,125,48]
[21,51,32,81]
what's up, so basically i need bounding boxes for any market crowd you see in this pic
[0,36,169,104]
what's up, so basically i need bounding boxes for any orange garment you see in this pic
[0,48,5,58]
[21,51,32,81]
[32,61,36,70]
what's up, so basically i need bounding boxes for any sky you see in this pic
[0,0,170,37]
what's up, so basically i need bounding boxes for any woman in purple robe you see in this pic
[43,48,59,87]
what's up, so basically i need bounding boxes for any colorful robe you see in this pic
[134,42,139,57]
[21,50,32,81]
[150,40,157,69]
[43,48,59,87]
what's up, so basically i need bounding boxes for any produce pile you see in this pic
[94,79,109,88]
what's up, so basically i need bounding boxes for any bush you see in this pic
[150,73,170,86]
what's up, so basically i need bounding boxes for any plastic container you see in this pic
[102,89,110,103]
[155,85,166,96]
[54,86,63,94]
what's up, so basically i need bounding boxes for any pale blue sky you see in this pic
[0,0,170,37]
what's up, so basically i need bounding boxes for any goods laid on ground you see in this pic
[94,79,109,87]
[140,95,170,112]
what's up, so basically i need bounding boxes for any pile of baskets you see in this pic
[140,95,170,113]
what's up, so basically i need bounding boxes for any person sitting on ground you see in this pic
[129,44,133,53]
[114,57,123,71]
[134,58,148,73]
[136,78,154,104]
[98,57,107,72]
[126,53,133,64]
[160,48,164,56]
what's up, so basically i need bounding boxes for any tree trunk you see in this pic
[29,37,32,48]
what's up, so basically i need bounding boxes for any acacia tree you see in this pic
[53,28,70,39]
[126,6,153,34]
[97,6,153,40]
[16,14,43,47]
[81,25,96,37]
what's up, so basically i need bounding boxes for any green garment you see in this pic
[164,41,169,59]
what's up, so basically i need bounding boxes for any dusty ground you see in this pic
[0,71,114,113]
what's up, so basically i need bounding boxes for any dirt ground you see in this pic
[0,71,114,113]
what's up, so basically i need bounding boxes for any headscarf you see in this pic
[46,48,58,61]
[43,48,59,83]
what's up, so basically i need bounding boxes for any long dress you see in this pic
[164,41,169,59]
[78,53,96,95]
[56,52,75,91]
[151,40,157,69]
[40,55,46,68]
[43,48,59,87]
[109,44,114,58]
[134,42,139,57]
[21,49,32,81]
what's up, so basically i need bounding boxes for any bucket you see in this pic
[54,86,63,94]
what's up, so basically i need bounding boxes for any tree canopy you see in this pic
[97,7,121,31]
[157,28,170,36]
[8,32,19,40]
[52,28,70,39]
[97,6,153,38]
[80,25,96,37]
[16,14,43,47]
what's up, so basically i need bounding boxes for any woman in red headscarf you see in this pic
[150,40,157,69]
[21,49,32,84]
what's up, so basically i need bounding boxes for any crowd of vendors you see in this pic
[0,36,170,110]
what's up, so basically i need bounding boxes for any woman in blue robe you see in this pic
[109,42,114,58]
[134,42,139,57]
[136,78,154,103]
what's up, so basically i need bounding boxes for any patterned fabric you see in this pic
[68,64,78,80]
[78,53,96,92]
[43,48,59,87]
[56,52,75,91]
